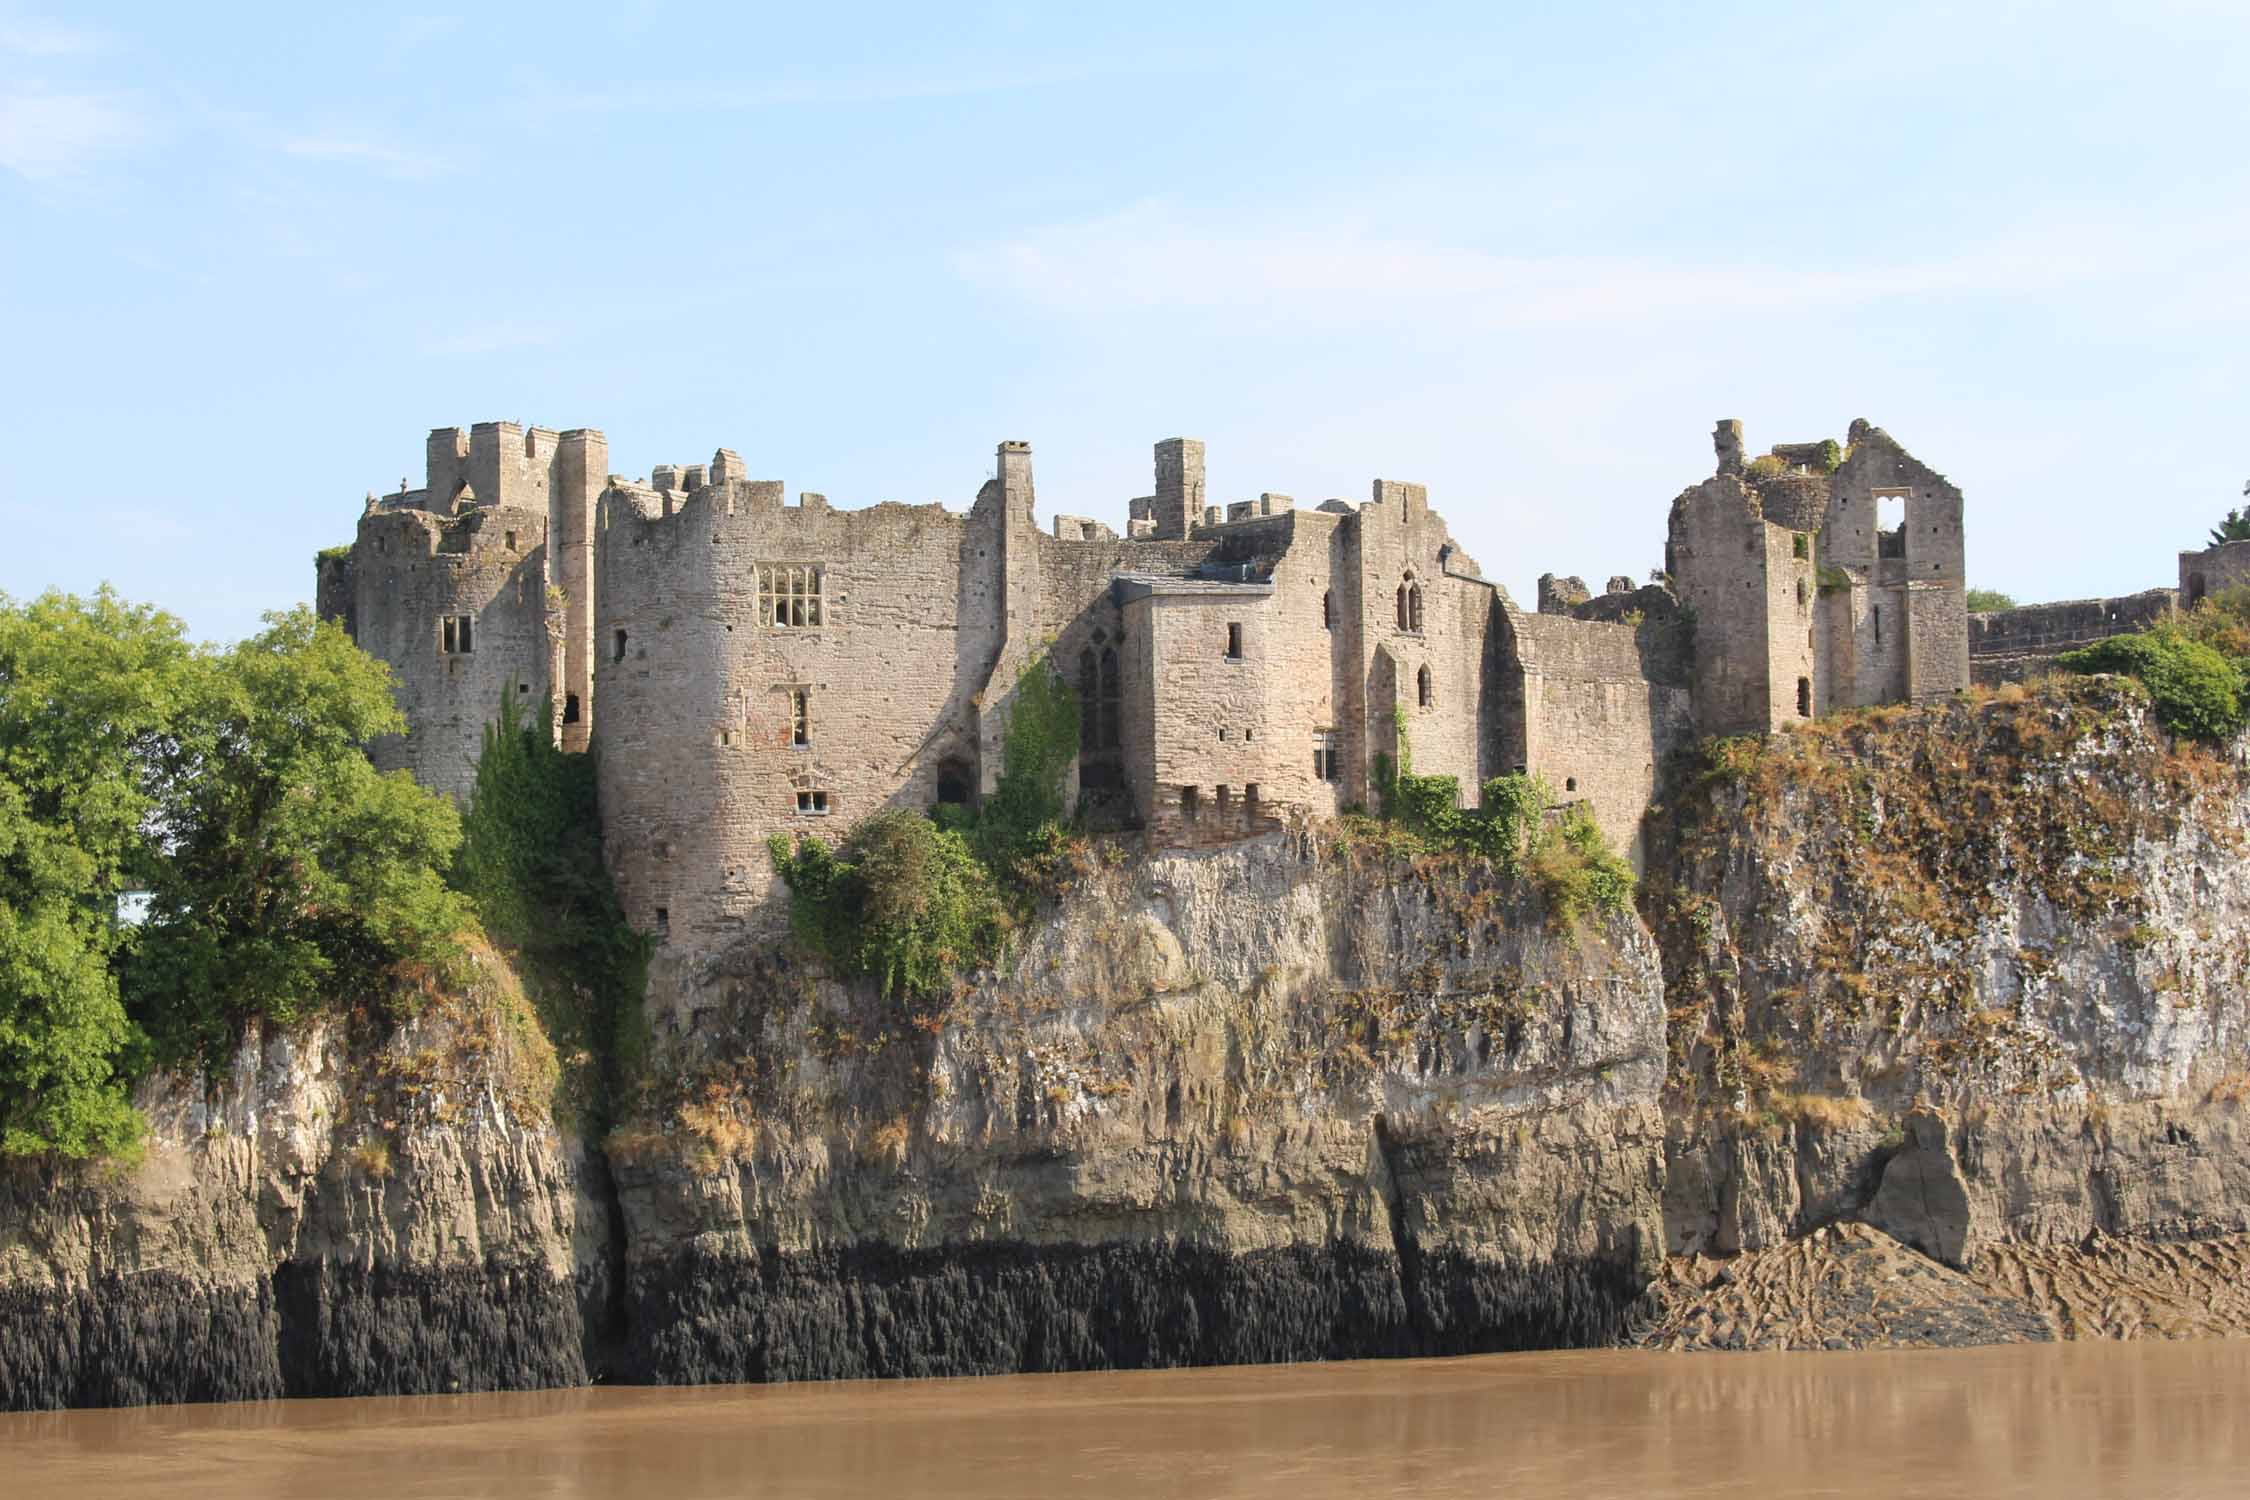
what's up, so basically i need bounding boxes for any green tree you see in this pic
[770,810,1005,1002]
[2058,624,2246,742]
[2208,501,2250,547]
[0,589,194,1156]
[1964,589,2017,613]
[127,608,471,1062]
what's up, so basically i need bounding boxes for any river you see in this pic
[7,1340,2246,1498]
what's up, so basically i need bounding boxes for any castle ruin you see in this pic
[318,417,1969,971]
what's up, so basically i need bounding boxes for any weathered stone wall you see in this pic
[593,479,993,964]
[1967,589,2177,685]
[347,503,553,804]
[1499,610,1694,864]
[2179,538,2250,605]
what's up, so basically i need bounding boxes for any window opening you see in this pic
[796,789,830,814]
[758,564,825,627]
[654,907,669,935]
[1797,580,1808,609]
[1226,622,1243,659]
[1409,583,1423,632]
[563,693,581,724]
[1218,727,1230,742]
[936,761,972,806]
[1792,533,1809,559]
[1875,489,1908,560]
[1313,730,1340,783]
[1565,777,1577,792]
[1215,786,1231,817]
[1180,785,1200,821]
[1873,604,1883,645]
[1078,649,1099,751]
[441,615,474,654]
[613,628,627,663]
[504,529,518,551]
[791,688,811,747]
[1797,677,1812,717]
[1245,783,1261,809]
[1099,647,1121,750]
[1416,664,1432,708]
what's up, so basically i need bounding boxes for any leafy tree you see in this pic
[0,589,194,1156]
[2212,494,2250,547]
[2058,624,2246,742]
[971,656,1081,872]
[127,608,471,1062]
[1964,589,2017,613]
[455,689,646,1125]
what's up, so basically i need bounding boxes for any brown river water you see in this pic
[7,1340,2247,1499]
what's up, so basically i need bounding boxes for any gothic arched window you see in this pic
[1417,664,1433,709]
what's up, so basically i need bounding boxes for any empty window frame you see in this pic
[1226,622,1244,659]
[1398,575,1424,632]
[757,564,825,628]
[1873,604,1883,645]
[504,529,519,551]
[1180,785,1200,821]
[441,615,474,654]
[790,687,812,747]
[1417,664,1433,709]
[795,789,830,815]
[1797,676,1813,718]
[613,628,628,663]
[1313,730,1340,783]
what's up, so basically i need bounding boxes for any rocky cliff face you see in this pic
[10,675,2250,1407]
[612,829,1665,1380]
[0,951,614,1409]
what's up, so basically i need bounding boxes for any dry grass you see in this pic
[349,1138,394,1179]
[1771,1092,1874,1130]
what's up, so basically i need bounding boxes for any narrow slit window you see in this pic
[791,688,811,747]
[1314,730,1340,782]
[1797,676,1812,718]
[1322,590,1333,629]
[1417,664,1432,709]
[654,906,670,935]
[613,628,627,663]
[1180,786,1200,821]
[1226,622,1243,659]
[1873,604,1883,645]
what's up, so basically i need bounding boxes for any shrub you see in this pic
[1964,588,2017,613]
[770,810,1005,1002]
[2057,625,2245,741]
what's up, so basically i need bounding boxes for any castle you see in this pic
[317,417,1969,970]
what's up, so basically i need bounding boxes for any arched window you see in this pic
[1078,649,1099,750]
[1099,647,1121,749]
[1408,582,1424,632]
[1396,583,1409,630]
[1417,664,1433,709]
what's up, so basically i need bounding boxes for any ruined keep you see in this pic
[320,416,1968,988]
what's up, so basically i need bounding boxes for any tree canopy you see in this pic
[0,591,474,1155]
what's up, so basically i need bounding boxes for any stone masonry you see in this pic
[321,416,1971,1004]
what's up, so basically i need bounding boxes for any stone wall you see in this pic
[348,502,553,804]
[1497,610,1693,865]
[2180,539,2250,605]
[1967,589,2176,685]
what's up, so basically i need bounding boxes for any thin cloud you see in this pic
[420,322,559,357]
[282,134,446,179]
[0,16,104,56]
[954,201,2249,331]
[0,84,139,178]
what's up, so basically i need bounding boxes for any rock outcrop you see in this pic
[11,676,2250,1406]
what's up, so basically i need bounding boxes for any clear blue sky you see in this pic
[4,1,2245,642]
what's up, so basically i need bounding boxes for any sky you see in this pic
[2,0,2246,643]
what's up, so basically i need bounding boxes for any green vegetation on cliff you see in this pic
[1367,718,1633,927]
[455,690,647,1128]
[2058,624,2243,740]
[0,591,472,1157]
[770,656,1078,1000]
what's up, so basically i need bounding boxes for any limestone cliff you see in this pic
[612,830,1664,1380]
[0,950,613,1408]
[10,674,2250,1406]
